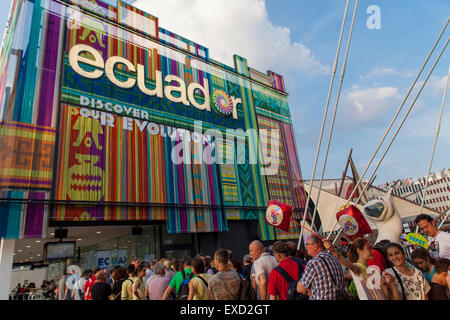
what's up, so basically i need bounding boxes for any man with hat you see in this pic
[268,241,304,300]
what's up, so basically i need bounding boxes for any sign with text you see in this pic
[96,249,127,270]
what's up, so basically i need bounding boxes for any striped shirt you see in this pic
[300,250,346,300]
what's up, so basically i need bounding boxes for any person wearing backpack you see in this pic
[188,257,213,300]
[268,241,307,300]
[161,256,195,300]
[121,264,136,300]
[132,263,147,300]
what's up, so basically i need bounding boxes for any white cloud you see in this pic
[340,86,402,123]
[132,0,329,79]
[425,74,449,98]
[360,67,415,81]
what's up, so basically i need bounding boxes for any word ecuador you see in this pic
[69,44,241,119]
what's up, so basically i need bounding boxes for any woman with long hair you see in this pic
[110,267,128,300]
[411,247,436,283]
[324,238,386,300]
[381,243,430,300]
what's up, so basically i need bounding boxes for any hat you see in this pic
[272,241,290,254]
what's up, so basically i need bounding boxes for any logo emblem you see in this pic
[211,89,233,117]
[266,205,283,227]
[338,214,359,236]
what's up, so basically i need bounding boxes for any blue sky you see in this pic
[1,0,449,185]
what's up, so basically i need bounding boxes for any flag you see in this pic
[265,200,293,232]
[336,205,372,240]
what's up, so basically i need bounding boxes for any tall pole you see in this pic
[419,64,450,216]
[337,149,353,197]
[308,0,359,238]
[297,0,350,249]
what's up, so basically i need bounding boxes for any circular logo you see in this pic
[211,89,233,117]
[338,214,359,236]
[266,205,283,226]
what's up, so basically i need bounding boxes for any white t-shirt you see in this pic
[429,231,450,260]
[72,277,87,300]
[251,253,278,298]
[383,267,431,300]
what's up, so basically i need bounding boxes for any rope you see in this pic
[297,0,351,249]
[326,19,450,241]
[354,37,449,206]
[308,0,359,237]
[347,18,449,207]
[418,64,450,215]
[331,37,449,245]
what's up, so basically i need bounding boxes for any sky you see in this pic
[0,0,449,185]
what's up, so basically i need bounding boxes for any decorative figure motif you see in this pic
[67,111,104,202]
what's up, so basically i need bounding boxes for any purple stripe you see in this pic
[0,122,56,133]
[206,164,219,232]
[37,13,61,127]
[24,192,45,238]
[203,146,219,231]
[171,59,178,76]
[198,70,205,87]
[176,143,187,233]
[0,178,52,185]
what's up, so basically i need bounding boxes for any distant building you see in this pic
[303,178,443,237]
[379,169,450,214]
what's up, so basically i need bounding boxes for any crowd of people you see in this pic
[13,214,450,301]
[11,280,57,300]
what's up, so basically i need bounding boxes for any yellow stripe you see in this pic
[0,168,53,179]
[1,128,55,140]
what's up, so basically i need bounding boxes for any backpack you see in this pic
[274,261,308,301]
[238,274,257,300]
[123,278,135,300]
[177,270,194,300]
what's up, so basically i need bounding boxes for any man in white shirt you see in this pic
[72,270,90,300]
[249,240,278,300]
[415,214,450,259]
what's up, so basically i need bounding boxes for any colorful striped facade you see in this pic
[0,0,306,241]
